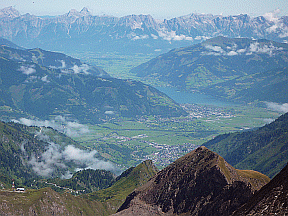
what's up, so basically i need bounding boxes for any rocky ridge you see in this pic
[114,146,270,216]
[233,163,288,215]
[0,7,287,54]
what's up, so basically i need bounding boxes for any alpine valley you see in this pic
[131,36,288,104]
[0,5,288,216]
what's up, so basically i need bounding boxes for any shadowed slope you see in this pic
[233,163,288,215]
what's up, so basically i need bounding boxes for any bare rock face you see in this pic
[233,163,288,215]
[114,146,270,216]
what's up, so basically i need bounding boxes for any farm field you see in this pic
[74,104,281,170]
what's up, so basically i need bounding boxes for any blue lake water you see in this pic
[156,87,236,107]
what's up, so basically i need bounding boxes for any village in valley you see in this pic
[73,103,278,170]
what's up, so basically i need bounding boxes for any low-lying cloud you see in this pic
[71,64,90,74]
[18,65,36,75]
[27,143,116,178]
[204,42,283,56]
[157,30,193,41]
[265,102,288,113]
[13,116,89,137]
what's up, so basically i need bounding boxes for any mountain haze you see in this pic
[0,7,288,54]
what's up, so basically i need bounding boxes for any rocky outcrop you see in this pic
[233,163,288,215]
[114,146,270,216]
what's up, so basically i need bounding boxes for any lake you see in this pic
[156,87,236,107]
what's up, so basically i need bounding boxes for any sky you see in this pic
[0,0,287,19]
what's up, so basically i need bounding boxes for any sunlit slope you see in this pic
[0,44,187,123]
[0,187,109,216]
[83,160,158,214]
[131,37,288,103]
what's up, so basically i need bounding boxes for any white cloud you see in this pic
[203,42,283,57]
[195,36,210,41]
[105,111,115,115]
[18,65,36,75]
[28,143,66,177]
[60,60,66,68]
[157,30,194,41]
[27,143,116,178]
[227,51,238,56]
[248,42,283,56]
[132,35,149,40]
[72,64,90,74]
[49,60,66,69]
[13,116,90,137]
[265,102,288,113]
[151,34,158,39]
[41,75,49,82]
[205,45,224,53]
[263,9,280,22]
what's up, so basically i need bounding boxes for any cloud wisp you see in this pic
[27,143,116,178]
[18,65,36,75]
[204,42,283,56]
[265,102,288,113]
[13,116,90,137]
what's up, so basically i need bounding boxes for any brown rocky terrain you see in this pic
[233,163,288,215]
[113,146,270,216]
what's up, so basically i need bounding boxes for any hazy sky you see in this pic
[1,0,287,19]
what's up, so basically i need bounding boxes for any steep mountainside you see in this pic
[233,163,288,215]
[0,43,187,123]
[114,147,269,216]
[0,7,288,54]
[204,112,288,178]
[84,160,158,215]
[0,187,109,216]
[0,120,51,183]
[38,169,117,194]
[131,37,288,103]
[0,120,111,186]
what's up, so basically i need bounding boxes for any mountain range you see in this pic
[0,7,288,55]
[131,36,288,103]
[0,39,187,123]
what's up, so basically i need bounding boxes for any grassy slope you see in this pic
[83,160,158,214]
[0,187,109,216]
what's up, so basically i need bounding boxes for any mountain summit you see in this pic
[114,146,269,216]
[0,7,288,54]
[0,6,20,18]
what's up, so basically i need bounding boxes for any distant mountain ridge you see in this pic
[0,7,288,54]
